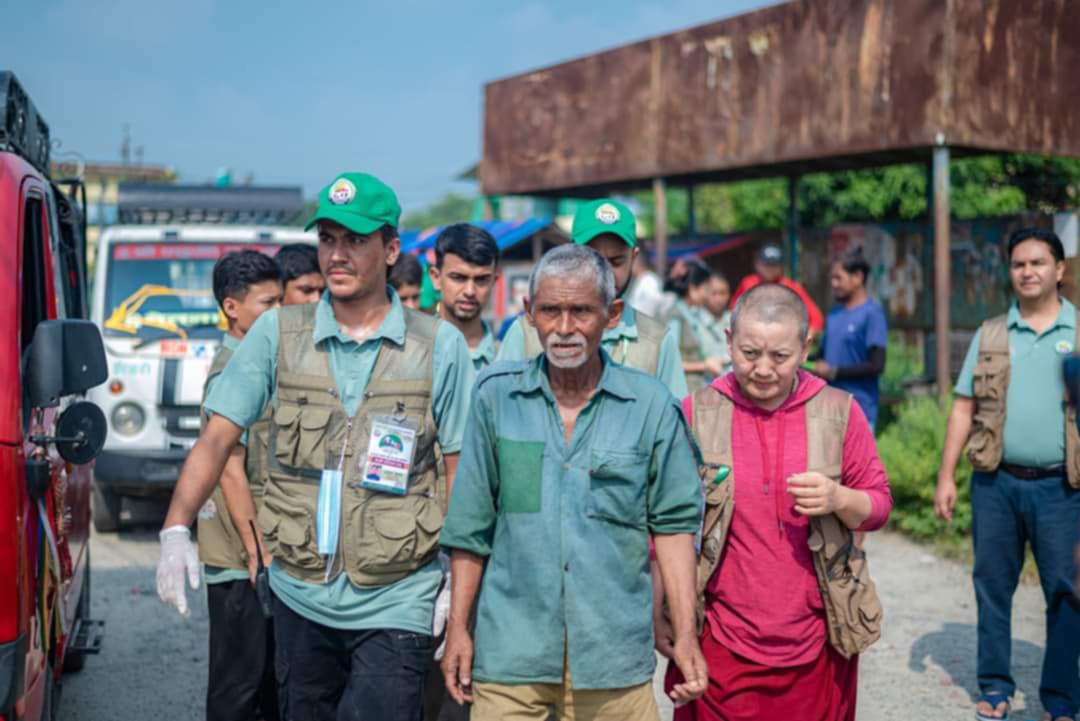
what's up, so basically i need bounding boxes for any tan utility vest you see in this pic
[197,344,272,570]
[520,309,666,374]
[675,306,707,394]
[689,384,883,659]
[967,312,1080,488]
[256,303,445,587]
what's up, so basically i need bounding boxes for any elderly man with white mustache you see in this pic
[438,244,707,721]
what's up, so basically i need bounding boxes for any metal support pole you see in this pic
[933,144,952,405]
[687,184,697,237]
[787,175,800,279]
[653,177,669,277]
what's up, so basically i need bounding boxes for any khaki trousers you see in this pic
[471,652,658,721]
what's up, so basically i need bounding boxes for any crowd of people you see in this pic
[153,171,1079,721]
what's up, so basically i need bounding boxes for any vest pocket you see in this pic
[258,480,322,570]
[587,448,649,528]
[273,404,333,470]
[349,495,443,574]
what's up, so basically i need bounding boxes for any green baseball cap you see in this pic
[571,198,637,248]
[304,172,401,235]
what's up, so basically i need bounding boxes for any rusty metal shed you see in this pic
[479,0,1080,396]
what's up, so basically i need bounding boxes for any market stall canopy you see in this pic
[480,0,1080,197]
[400,217,562,255]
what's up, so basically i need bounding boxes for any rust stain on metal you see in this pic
[481,0,1080,196]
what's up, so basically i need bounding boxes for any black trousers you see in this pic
[207,579,279,721]
[273,596,432,721]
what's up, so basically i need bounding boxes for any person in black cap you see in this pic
[730,243,824,333]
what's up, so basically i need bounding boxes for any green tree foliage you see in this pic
[400,193,475,230]
[877,397,972,544]
[632,153,1080,235]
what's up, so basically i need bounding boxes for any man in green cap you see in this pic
[496,199,688,399]
[156,172,475,721]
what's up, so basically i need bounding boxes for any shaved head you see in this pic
[731,283,810,341]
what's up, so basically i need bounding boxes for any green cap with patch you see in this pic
[571,198,636,248]
[304,172,401,235]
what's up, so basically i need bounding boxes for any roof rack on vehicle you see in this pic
[117,183,305,225]
[0,71,51,176]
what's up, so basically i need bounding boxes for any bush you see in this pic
[880,331,924,400]
[876,397,972,543]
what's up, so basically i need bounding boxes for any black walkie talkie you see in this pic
[249,520,273,619]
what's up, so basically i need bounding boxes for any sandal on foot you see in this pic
[1042,708,1076,721]
[975,693,1010,721]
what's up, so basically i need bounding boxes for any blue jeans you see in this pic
[972,469,1080,716]
[272,597,432,721]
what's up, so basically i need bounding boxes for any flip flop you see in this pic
[975,692,1010,721]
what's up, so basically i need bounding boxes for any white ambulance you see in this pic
[87,225,314,531]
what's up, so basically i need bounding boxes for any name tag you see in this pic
[360,416,418,495]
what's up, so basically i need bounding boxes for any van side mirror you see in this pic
[25,319,108,408]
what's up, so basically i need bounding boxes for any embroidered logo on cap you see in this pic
[1056,340,1074,355]
[595,203,620,224]
[329,178,357,205]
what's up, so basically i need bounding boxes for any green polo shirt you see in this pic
[203,333,251,586]
[955,299,1077,468]
[471,320,498,372]
[495,304,689,399]
[204,288,474,632]
[441,354,703,689]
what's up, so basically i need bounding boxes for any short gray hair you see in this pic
[730,283,810,340]
[528,244,616,308]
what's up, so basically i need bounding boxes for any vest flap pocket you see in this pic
[299,407,332,430]
[373,510,417,540]
[587,448,649,528]
[414,500,444,534]
[274,405,301,426]
[276,515,308,546]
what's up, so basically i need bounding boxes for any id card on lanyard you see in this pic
[360,415,419,495]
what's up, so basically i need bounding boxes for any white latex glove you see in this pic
[432,572,451,661]
[157,525,200,616]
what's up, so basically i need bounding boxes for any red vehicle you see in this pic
[0,72,108,721]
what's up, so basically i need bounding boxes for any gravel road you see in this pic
[59,523,1052,720]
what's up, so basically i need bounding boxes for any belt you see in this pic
[999,462,1066,480]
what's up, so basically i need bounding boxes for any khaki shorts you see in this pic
[471,653,658,721]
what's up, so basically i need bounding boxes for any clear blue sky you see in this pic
[4,0,772,213]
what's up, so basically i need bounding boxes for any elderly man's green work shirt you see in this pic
[205,289,474,633]
[955,298,1077,468]
[440,354,704,689]
[495,304,689,399]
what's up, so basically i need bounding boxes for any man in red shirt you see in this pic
[730,243,825,334]
[663,283,892,721]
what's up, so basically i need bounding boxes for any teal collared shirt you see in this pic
[204,289,474,632]
[203,333,250,586]
[495,304,689,399]
[441,353,703,689]
[956,299,1077,467]
[667,299,704,359]
[470,320,498,372]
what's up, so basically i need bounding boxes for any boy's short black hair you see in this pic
[388,252,423,289]
[276,243,320,282]
[434,223,500,269]
[212,250,282,309]
[835,247,871,282]
[1007,227,1065,263]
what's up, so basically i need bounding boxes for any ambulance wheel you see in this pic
[92,482,121,533]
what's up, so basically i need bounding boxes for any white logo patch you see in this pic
[329,178,357,206]
[595,203,620,225]
[1056,340,1074,355]
[197,498,217,520]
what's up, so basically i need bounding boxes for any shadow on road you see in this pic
[908,622,1043,703]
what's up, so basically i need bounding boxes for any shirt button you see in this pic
[564,562,570,572]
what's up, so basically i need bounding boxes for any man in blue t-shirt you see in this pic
[813,249,888,428]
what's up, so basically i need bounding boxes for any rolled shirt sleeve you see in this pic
[953,329,982,398]
[203,309,279,430]
[431,322,476,454]
[655,324,690,399]
[841,400,893,532]
[440,382,499,556]
[646,399,704,534]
